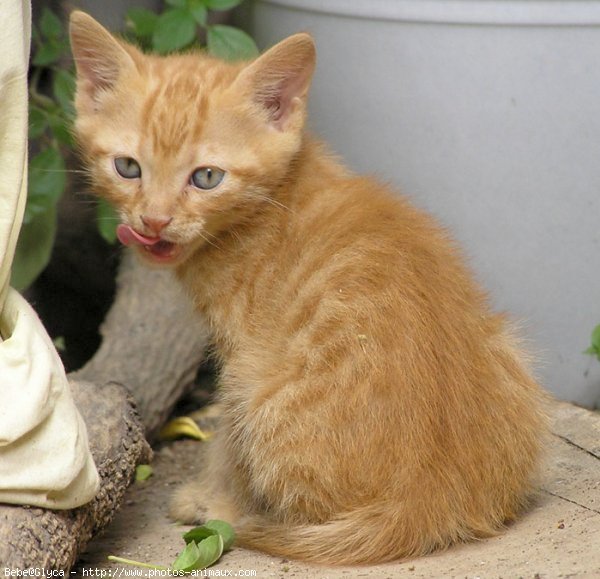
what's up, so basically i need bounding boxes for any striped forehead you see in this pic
[141,68,210,156]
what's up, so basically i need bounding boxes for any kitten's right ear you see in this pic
[234,33,316,132]
[69,11,140,112]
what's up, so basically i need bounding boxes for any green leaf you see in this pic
[126,8,159,38]
[586,325,600,361]
[11,204,57,291]
[53,69,75,114]
[29,106,48,139]
[47,112,74,147]
[183,526,218,545]
[188,0,208,26]
[152,8,198,54]
[204,520,235,551]
[27,147,66,222]
[96,198,119,244]
[172,540,201,572]
[183,521,234,551]
[590,324,600,350]
[165,0,187,7]
[53,336,66,352]
[135,464,153,481]
[32,40,63,66]
[39,7,63,40]
[195,534,224,569]
[23,198,51,224]
[207,25,259,61]
[204,0,243,10]
[173,533,224,572]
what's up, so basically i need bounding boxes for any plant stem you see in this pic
[107,555,170,571]
[29,86,56,110]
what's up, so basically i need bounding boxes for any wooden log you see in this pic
[0,381,151,569]
[73,251,211,441]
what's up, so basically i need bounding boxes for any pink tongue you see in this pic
[116,224,161,247]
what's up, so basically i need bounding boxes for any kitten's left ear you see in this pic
[235,33,316,131]
[69,11,141,112]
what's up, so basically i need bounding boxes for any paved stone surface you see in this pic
[79,401,600,578]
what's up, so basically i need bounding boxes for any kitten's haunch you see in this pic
[70,11,548,565]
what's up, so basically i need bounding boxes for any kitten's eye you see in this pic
[114,157,141,179]
[190,167,225,190]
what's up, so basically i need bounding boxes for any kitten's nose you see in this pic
[140,215,173,236]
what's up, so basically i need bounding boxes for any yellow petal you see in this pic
[159,417,212,441]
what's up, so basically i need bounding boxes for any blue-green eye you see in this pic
[190,166,225,190]
[114,157,141,179]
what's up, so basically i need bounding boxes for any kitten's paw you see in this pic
[170,480,243,525]
[169,481,210,524]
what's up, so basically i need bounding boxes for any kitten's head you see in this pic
[69,11,315,265]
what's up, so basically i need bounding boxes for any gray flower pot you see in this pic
[244,0,600,407]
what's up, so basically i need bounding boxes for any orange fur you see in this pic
[70,11,548,566]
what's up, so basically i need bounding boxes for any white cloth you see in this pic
[0,0,99,508]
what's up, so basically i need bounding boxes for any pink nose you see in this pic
[140,215,173,236]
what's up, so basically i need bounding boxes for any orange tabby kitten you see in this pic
[70,11,547,565]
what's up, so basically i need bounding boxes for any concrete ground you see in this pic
[78,401,600,578]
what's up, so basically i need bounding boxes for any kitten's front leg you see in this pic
[170,480,241,524]
[169,428,246,525]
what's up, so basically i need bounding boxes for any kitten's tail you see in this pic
[236,501,473,566]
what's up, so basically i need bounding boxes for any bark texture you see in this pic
[0,381,151,569]
[74,251,211,441]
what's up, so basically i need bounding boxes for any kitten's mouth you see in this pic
[116,224,181,263]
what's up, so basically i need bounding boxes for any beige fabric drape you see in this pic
[0,0,99,509]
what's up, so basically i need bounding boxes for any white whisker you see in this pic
[198,230,222,251]
[243,191,293,213]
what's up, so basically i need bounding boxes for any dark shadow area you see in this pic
[25,190,119,371]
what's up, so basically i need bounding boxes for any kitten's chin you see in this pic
[136,241,186,266]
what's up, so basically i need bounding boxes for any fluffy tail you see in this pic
[236,501,472,566]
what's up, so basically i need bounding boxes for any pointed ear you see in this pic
[235,33,316,131]
[69,11,140,112]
